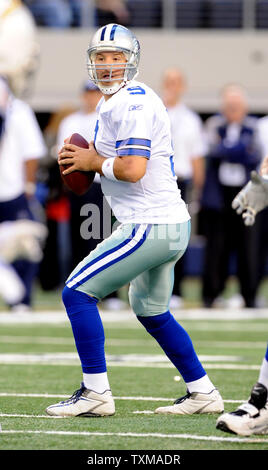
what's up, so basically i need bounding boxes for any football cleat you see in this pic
[155,389,224,415]
[216,382,268,436]
[46,383,115,417]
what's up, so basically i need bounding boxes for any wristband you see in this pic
[101,158,118,181]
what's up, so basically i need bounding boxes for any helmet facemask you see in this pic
[87,25,140,95]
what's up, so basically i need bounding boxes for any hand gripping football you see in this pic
[60,133,95,195]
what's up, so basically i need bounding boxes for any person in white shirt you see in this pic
[161,67,206,308]
[46,23,223,418]
[0,77,47,309]
[0,0,39,97]
[57,81,101,150]
[162,67,206,193]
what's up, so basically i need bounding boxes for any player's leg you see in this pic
[129,224,224,415]
[46,224,140,417]
[46,222,167,416]
[46,285,115,417]
[216,345,268,435]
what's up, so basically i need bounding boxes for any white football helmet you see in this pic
[87,24,140,95]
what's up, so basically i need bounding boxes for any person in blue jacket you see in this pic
[200,84,262,308]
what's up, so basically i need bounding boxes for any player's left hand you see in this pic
[58,141,99,175]
[232,171,268,226]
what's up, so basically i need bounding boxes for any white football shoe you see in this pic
[155,389,224,415]
[46,383,115,417]
[216,382,268,436]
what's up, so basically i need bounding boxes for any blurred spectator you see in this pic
[38,104,77,290]
[0,0,39,97]
[96,0,130,26]
[162,67,206,308]
[69,0,84,26]
[0,220,47,307]
[0,78,47,310]
[200,84,262,308]
[23,0,73,27]
[57,80,102,270]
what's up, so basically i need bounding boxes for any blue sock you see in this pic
[137,311,206,383]
[62,286,106,374]
[265,345,268,362]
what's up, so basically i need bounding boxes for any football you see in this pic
[59,133,95,196]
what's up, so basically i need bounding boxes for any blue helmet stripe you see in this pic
[100,26,107,41]
[110,24,118,40]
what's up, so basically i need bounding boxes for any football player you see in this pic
[46,24,224,417]
[216,157,268,435]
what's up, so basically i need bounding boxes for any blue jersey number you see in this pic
[127,86,145,95]
[94,119,99,144]
[169,155,176,177]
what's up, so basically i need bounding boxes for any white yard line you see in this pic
[0,352,261,370]
[0,394,245,403]
[0,428,268,444]
[0,413,63,419]
[0,352,243,363]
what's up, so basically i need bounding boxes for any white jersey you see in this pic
[94,80,190,224]
[167,103,207,180]
[0,97,46,202]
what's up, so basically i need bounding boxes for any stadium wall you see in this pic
[29,28,268,113]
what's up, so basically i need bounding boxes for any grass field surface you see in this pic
[0,281,267,452]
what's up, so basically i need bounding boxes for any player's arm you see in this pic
[58,141,147,183]
[112,154,147,182]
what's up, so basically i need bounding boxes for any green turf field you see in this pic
[0,281,267,451]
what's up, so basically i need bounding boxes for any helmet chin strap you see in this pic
[98,79,127,96]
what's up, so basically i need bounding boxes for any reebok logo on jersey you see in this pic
[128,104,143,111]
